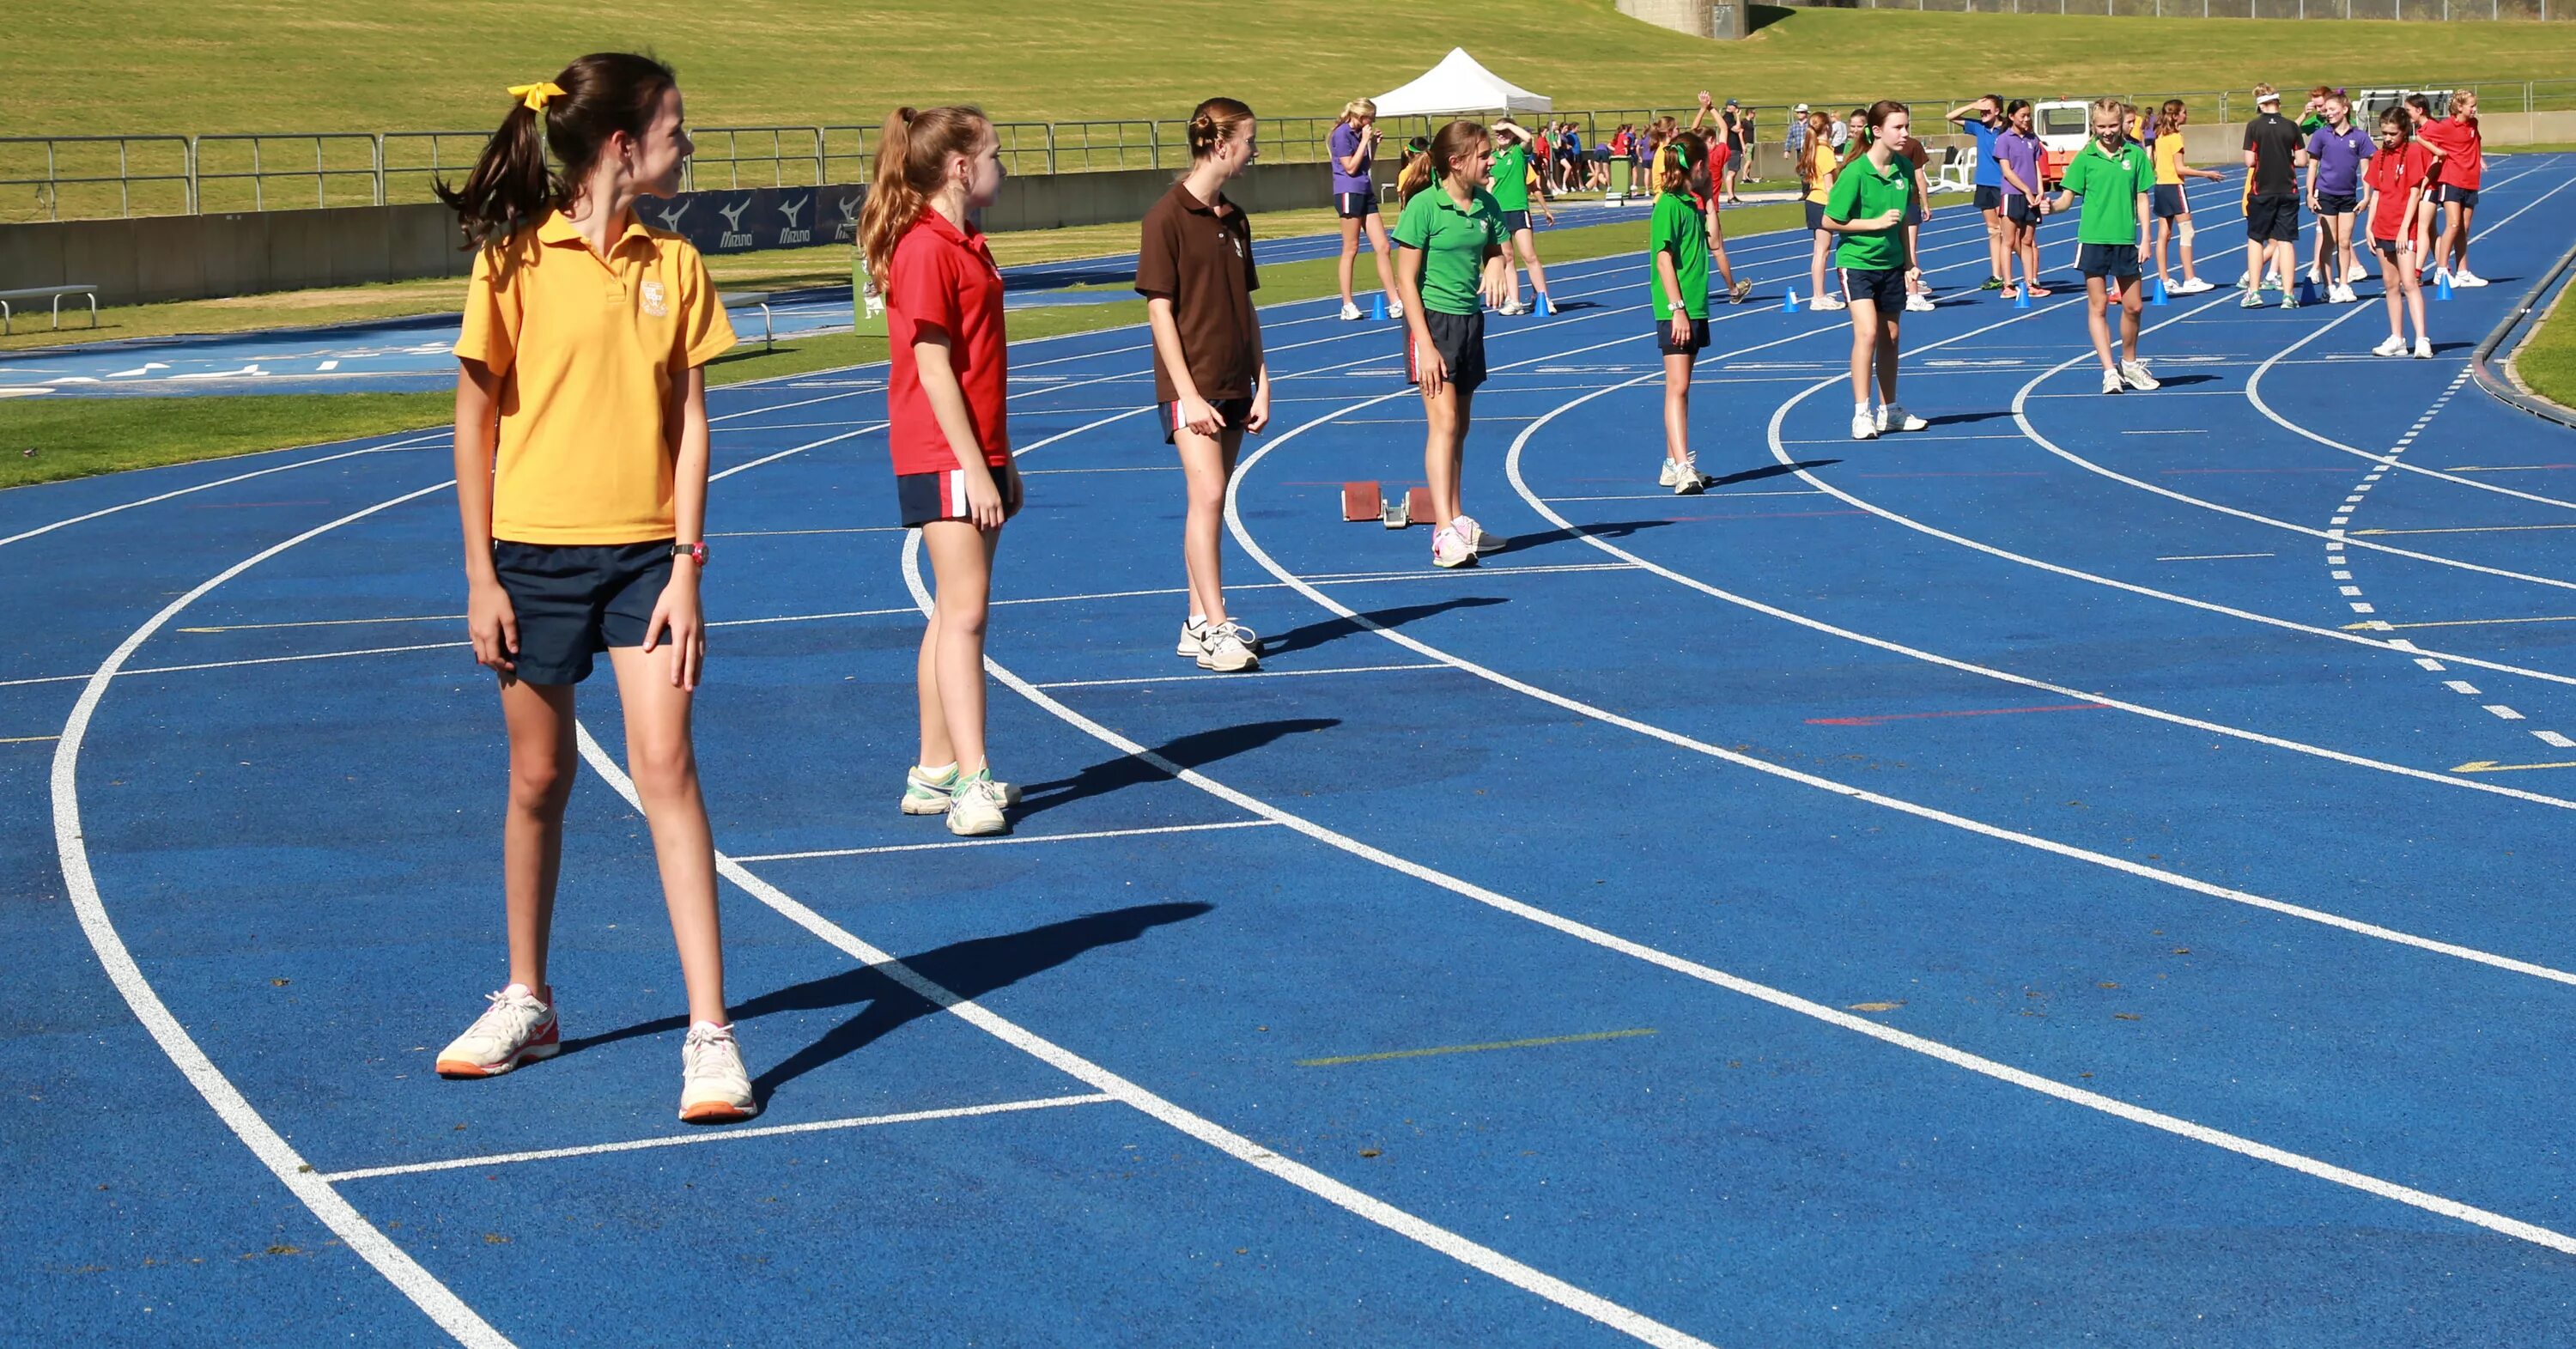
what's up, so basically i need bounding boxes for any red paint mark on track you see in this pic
[1807,702,2110,726]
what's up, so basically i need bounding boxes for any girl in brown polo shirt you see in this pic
[1137,98,1269,673]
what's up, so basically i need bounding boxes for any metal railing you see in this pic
[7,82,2572,225]
[1778,0,2563,13]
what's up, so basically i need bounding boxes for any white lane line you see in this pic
[52,476,514,1348]
[927,422,2576,1262]
[730,819,1281,864]
[0,431,447,550]
[573,716,1715,1349]
[0,641,468,689]
[320,1093,1118,1183]
[1033,662,1444,690]
[2538,731,2576,748]
[708,526,909,538]
[2157,552,2275,561]
[1549,489,1822,501]
[178,613,459,634]
[2445,681,2484,696]
[2488,705,2529,720]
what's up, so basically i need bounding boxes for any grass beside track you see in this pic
[2514,276,2576,412]
[10,3,2573,140]
[0,200,1835,490]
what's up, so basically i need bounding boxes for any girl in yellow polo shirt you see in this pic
[434,54,755,1124]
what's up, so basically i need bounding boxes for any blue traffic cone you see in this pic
[2297,272,2321,307]
[2150,277,2171,307]
[2013,288,2032,311]
[1370,292,1387,320]
[1783,288,1801,314]
[2435,270,2453,301]
[1536,292,1555,316]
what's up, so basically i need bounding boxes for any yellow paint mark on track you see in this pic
[1297,1028,1656,1067]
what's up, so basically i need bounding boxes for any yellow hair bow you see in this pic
[507,82,565,112]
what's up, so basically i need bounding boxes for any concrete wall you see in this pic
[0,159,1338,308]
[1616,0,1750,38]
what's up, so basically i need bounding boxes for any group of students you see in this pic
[421,53,2497,1122]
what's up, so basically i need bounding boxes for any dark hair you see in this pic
[1400,119,1489,202]
[858,106,992,284]
[1188,97,1255,160]
[435,52,678,251]
[2404,93,2434,120]
[2006,98,2033,120]
[1868,100,1909,133]
[2379,106,2414,144]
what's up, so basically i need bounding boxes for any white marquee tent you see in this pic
[1369,48,1552,118]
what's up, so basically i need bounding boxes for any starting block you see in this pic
[1342,482,1433,528]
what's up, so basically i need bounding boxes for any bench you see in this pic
[0,284,98,337]
[720,290,775,352]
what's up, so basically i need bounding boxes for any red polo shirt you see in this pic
[2417,117,2483,191]
[885,210,1008,474]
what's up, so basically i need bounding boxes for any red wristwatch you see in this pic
[671,541,708,567]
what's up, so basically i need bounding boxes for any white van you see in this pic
[2032,100,2093,186]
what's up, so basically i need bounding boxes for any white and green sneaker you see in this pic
[902,763,1021,816]
[945,769,1012,836]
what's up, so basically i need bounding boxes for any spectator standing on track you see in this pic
[2419,91,2487,288]
[1391,119,1511,569]
[1798,107,1846,311]
[2305,91,2374,302]
[2239,84,2307,310]
[434,54,757,1123]
[861,105,1024,837]
[2149,99,2222,295]
[1141,99,1270,675]
[1825,100,1927,441]
[2363,106,2435,359]
[1330,99,1402,323]
[1651,131,1720,495]
[1947,94,2011,291]
[1995,99,2050,301]
[2050,97,2162,396]
[1894,126,1936,313]
[1490,118,1557,314]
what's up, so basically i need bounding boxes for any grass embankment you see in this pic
[10,3,2573,134]
[2513,276,2576,411]
[0,201,1824,489]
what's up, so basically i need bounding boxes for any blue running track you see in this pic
[9,162,2576,1346]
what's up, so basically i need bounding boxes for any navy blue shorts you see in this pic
[1656,316,1710,355]
[1160,397,1255,444]
[1501,209,1532,234]
[2438,184,2479,208]
[491,539,673,685]
[2315,191,2359,216]
[1972,184,2005,212]
[1335,191,1377,219]
[2078,242,2143,281]
[2152,184,2185,219]
[1804,199,1826,232]
[2246,192,2301,243]
[896,459,1024,527]
[1841,266,1908,311]
[1405,309,1486,395]
[2005,193,2039,228]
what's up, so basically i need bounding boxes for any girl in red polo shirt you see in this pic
[859,105,1020,836]
[2364,108,2433,359]
[2417,91,2486,289]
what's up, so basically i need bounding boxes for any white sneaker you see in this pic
[1196,621,1260,672]
[436,986,559,1078]
[1339,301,1364,322]
[1431,525,1477,568]
[1176,617,1209,659]
[1387,299,1406,319]
[1850,411,1879,441]
[2239,290,2268,309]
[2120,360,2160,392]
[944,770,1010,836]
[1660,457,1705,495]
[1876,404,1927,432]
[2414,337,2434,359]
[2101,368,2125,395]
[1497,299,1530,316]
[2337,283,2360,304]
[2433,269,2456,291]
[678,1022,756,1123]
[2455,270,2488,289]
[1451,513,1498,553]
[2280,291,2300,310]
[2372,334,2409,357]
[902,763,1020,815]
[1811,294,1847,312]
[1905,293,1936,313]
[2174,277,2214,295]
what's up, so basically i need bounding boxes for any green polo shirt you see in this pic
[1824,153,1911,271]
[1492,143,1531,211]
[2060,139,2153,246]
[1392,185,1505,317]
[1648,191,1709,320]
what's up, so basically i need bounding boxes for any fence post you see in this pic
[118,139,131,217]
[1146,120,1161,170]
[372,133,386,204]
[1045,123,1059,174]
[185,135,198,214]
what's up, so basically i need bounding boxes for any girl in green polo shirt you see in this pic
[1822,100,1926,441]
[1650,132,1716,495]
[1392,119,1510,569]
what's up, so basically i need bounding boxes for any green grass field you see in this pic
[2513,280,2576,411]
[0,200,1830,490]
[12,2,2575,137]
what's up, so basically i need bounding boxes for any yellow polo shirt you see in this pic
[455,210,736,545]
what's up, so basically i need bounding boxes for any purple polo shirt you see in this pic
[1329,123,1374,195]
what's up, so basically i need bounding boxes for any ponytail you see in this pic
[1187,97,1255,161]
[858,104,991,286]
[1401,119,1487,204]
[434,52,677,251]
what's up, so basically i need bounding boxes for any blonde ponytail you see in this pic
[857,105,988,286]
